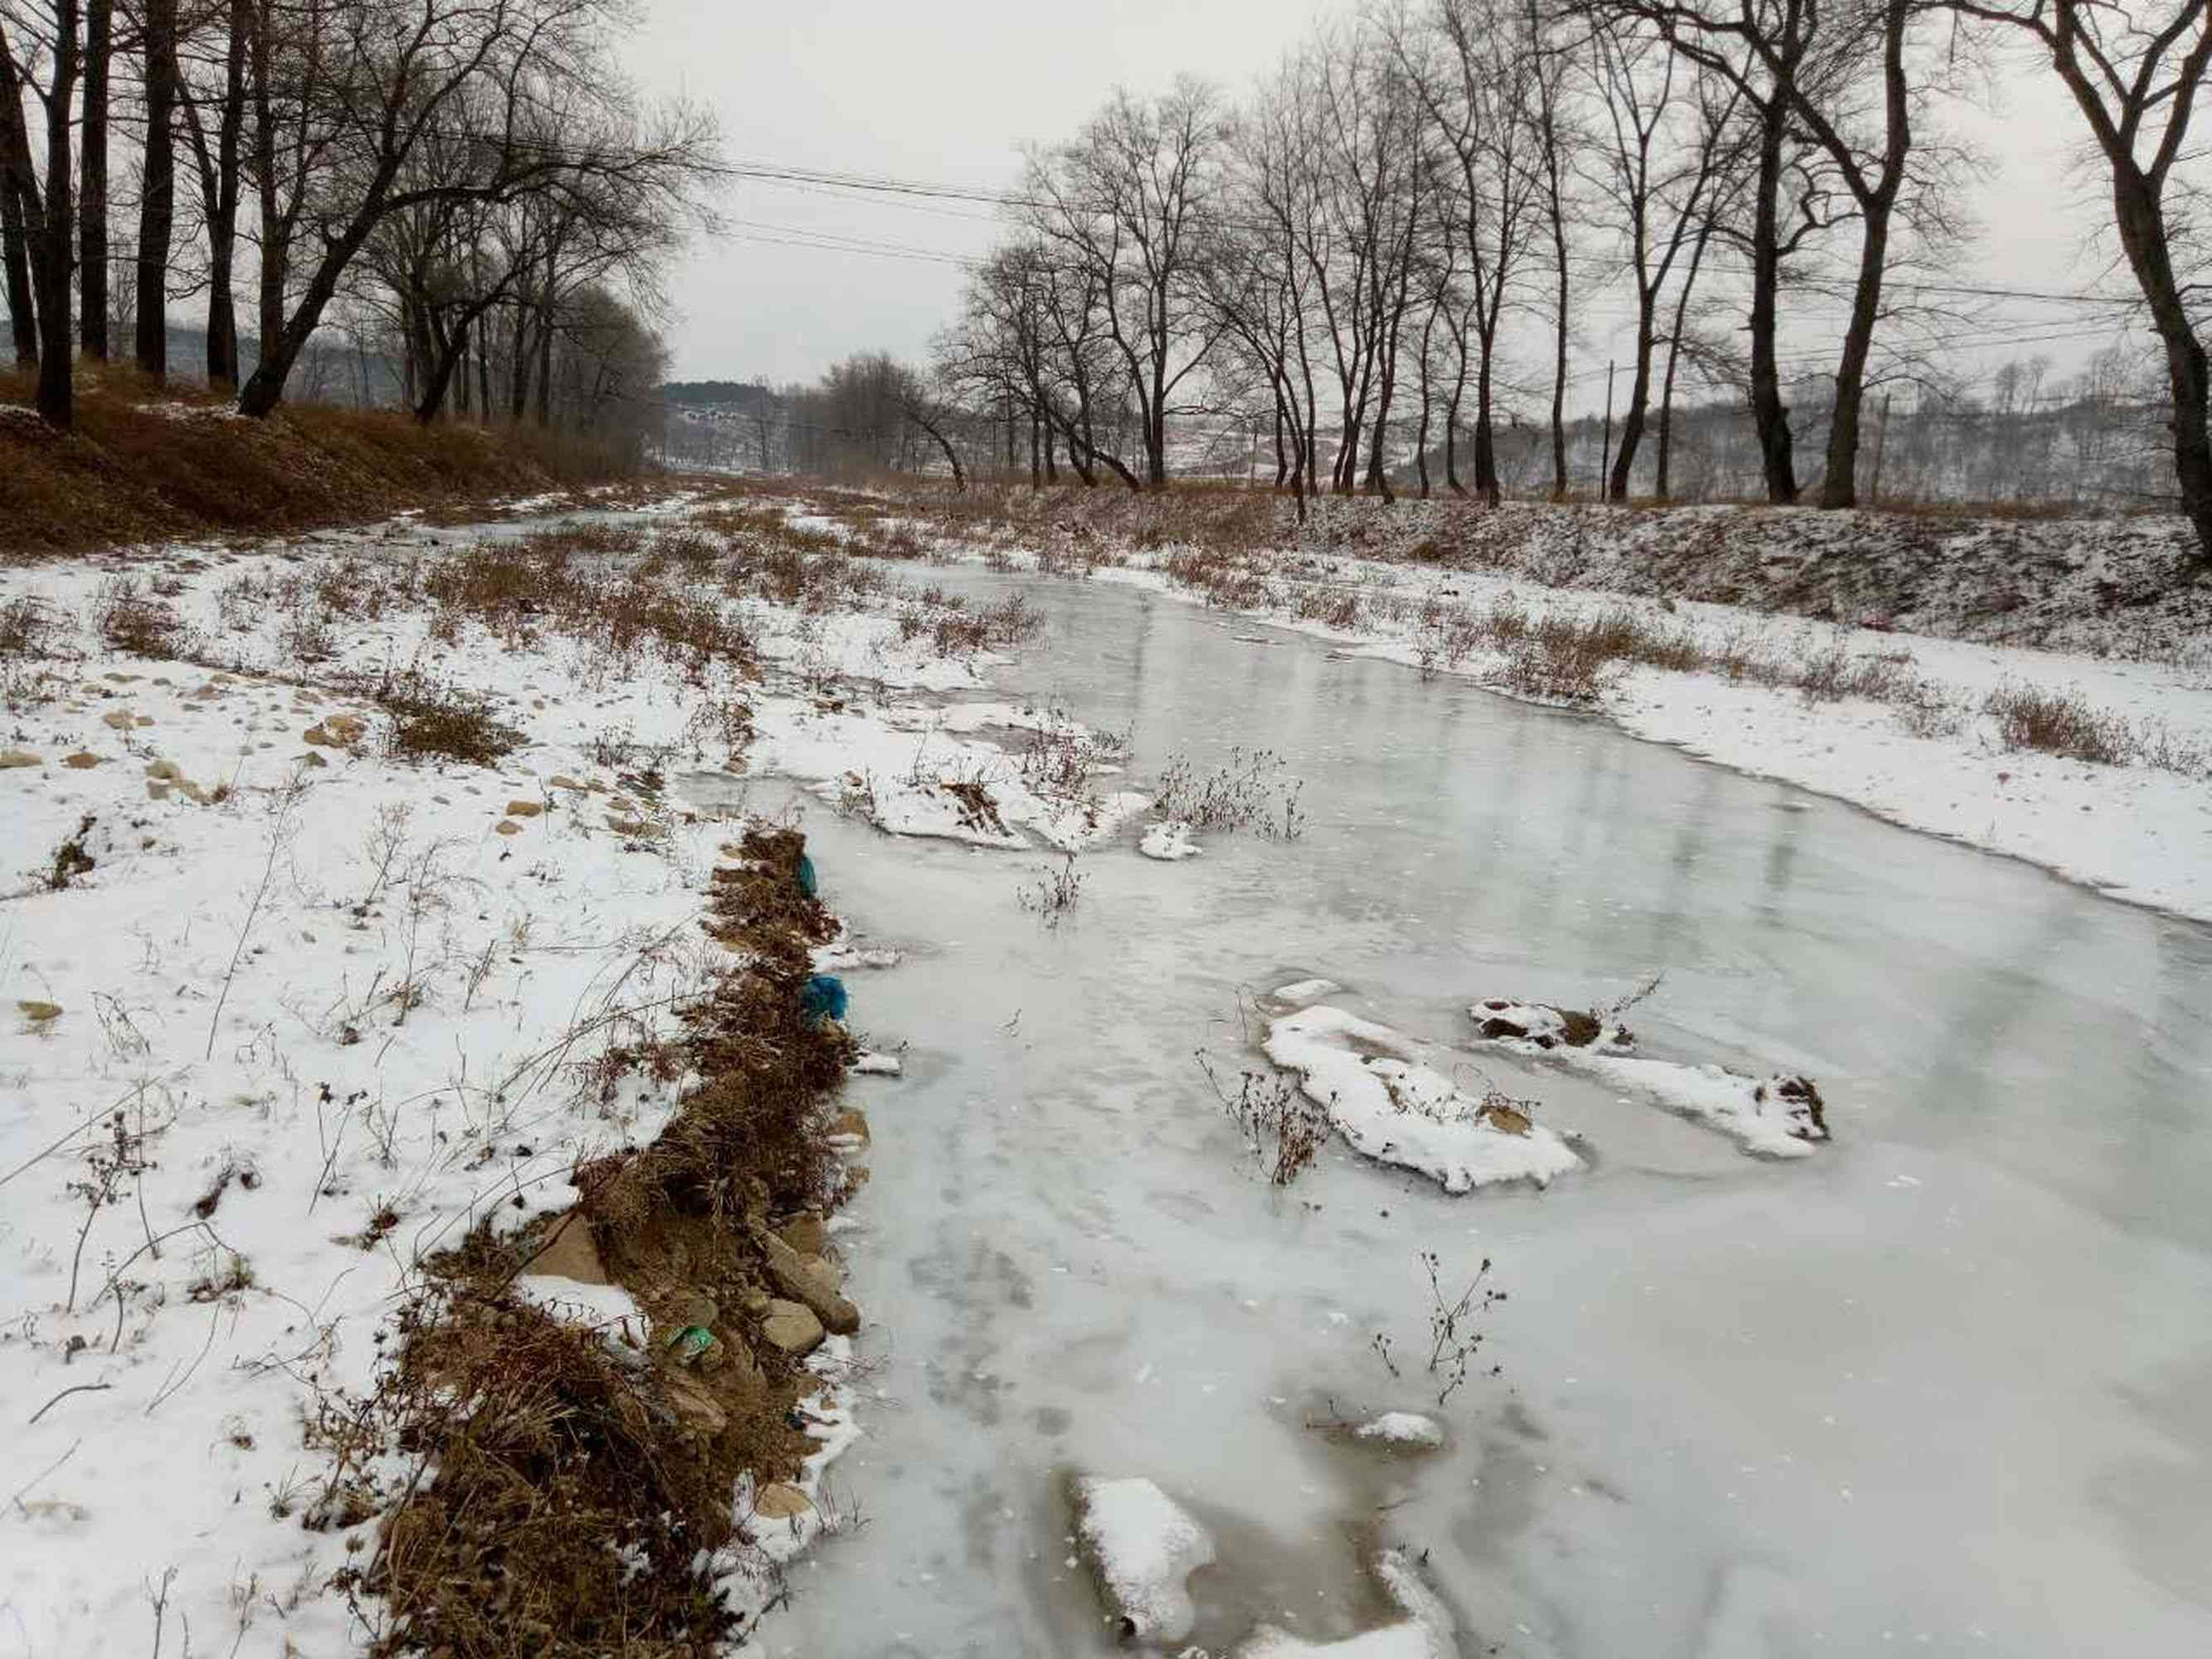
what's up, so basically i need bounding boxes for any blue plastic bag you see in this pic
[796,853,818,898]
[800,973,848,1027]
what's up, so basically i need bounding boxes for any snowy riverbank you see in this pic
[0,504,1097,1653]
[1056,545,2212,925]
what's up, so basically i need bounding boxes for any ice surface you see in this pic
[754,566,2212,1659]
[1264,1005,1584,1193]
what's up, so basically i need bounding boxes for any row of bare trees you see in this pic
[2,0,716,441]
[922,0,2212,562]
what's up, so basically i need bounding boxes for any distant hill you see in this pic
[660,379,777,412]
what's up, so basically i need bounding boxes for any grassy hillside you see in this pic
[1,365,631,559]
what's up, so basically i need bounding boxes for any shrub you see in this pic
[372,669,522,766]
[95,575,188,657]
[1983,684,2127,764]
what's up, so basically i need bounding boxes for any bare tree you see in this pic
[1,0,80,424]
[177,0,249,384]
[1023,76,1228,486]
[135,0,178,375]
[1401,0,1546,505]
[1947,0,2212,562]
[1579,12,1746,498]
[78,0,107,358]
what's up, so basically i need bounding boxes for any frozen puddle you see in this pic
[1263,1000,1584,1193]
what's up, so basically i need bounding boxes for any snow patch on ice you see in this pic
[1264,1005,1583,1194]
[1235,1548,1457,1657]
[1269,977,1342,1005]
[1466,998,1631,1053]
[1141,820,1204,860]
[853,1050,904,1076]
[1352,1412,1445,1449]
[1073,1475,1217,1645]
[1581,1055,1826,1158]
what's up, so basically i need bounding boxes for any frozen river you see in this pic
[703,568,2212,1657]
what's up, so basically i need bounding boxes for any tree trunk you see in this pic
[1817,210,1890,508]
[1549,229,1569,501]
[80,0,110,359]
[1609,303,1658,502]
[32,0,80,426]
[1816,2,1909,510]
[134,0,177,379]
[2110,168,2212,562]
[0,169,34,367]
[1656,221,1713,502]
[208,2,246,383]
[1473,346,1501,508]
[1747,104,1798,504]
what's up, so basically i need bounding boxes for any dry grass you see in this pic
[1983,684,2128,764]
[0,366,637,561]
[93,575,192,657]
[367,669,523,767]
[417,527,759,682]
[317,825,858,1656]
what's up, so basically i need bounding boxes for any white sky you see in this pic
[622,0,2151,410]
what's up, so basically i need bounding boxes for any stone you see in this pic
[827,1109,870,1145]
[661,1370,728,1438]
[776,1214,828,1258]
[147,781,173,801]
[504,799,544,818]
[524,1212,606,1284]
[754,1482,812,1520]
[495,820,524,836]
[302,713,368,749]
[145,759,184,781]
[101,709,135,730]
[61,752,101,770]
[17,1000,62,1024]
[0,751,38,769]
[763,1233,860,1336]
[548,775,589,792]
[299,750,329,769]
[759,1298,825,1356]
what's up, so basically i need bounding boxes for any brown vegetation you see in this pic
[0,369,636,561]
[324,825,860,1657]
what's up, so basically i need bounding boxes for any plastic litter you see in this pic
[665,1326,717,1365]
[796,853,819,898]
[800,973,849,1027]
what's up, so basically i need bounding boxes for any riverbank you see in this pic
[0,366,646,560]
[0,494,1076,1652]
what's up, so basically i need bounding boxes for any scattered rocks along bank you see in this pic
[325,824,879,1656]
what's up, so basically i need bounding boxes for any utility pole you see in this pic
[1599,360,1616,500]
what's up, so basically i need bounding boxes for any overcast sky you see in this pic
[623,0,2148,410]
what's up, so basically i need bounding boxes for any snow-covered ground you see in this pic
[0,508,1113,1654]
